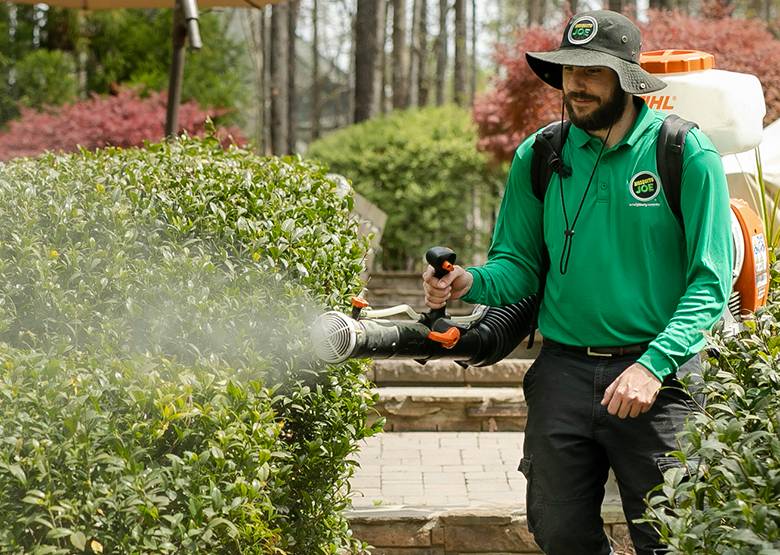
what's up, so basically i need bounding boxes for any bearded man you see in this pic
[422,10,732,555]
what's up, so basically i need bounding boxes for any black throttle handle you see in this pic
[425,246,456,324]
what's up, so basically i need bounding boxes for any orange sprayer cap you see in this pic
[351,296,369,309]
[640,50,715,74]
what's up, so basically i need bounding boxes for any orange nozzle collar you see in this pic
[428,327,461,349]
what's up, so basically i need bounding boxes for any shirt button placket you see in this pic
[598,181,609,203]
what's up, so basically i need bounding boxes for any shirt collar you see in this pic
[569,98,652,150]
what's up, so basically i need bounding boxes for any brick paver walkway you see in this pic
[349,432,526,508]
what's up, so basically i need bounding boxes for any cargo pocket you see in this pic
[518,457,543,535]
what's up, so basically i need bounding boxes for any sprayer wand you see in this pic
[311,247,538,366]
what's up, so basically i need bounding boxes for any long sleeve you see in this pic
[637,134,733,380]
[462,136,545,306]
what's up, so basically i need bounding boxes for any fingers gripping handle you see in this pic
[425,246,456,323]
[427,246,456,280]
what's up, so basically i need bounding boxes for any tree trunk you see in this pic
[453,0,466,106]
[270,3,288,155]
[469,0,476,104]
[392,0,409,109]
[408,0,423,106]
[527,0,545,25]
[311,0,321,140]
[648,0,672,9]
[348,7,357,126]
[247,7,267,153]
[287,0,299,153]
[373,0,387,115]
[418,0,429,106]
[435,0,448,105]
[355,0,379,123]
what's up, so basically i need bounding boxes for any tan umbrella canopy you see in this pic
[9,0,281,133]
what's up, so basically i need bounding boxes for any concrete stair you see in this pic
[370,386,526,432]
[367,360,533,432]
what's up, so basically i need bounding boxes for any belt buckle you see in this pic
[587,347,613,358]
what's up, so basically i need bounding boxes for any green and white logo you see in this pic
[629,171,661,202]
[568,16,598,45]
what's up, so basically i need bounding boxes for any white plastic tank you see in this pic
[639,50,766,156]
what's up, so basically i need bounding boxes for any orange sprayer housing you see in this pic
[639,50,715,74]
[731,198,769,312]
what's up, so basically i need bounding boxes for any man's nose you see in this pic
[567,68,588,90]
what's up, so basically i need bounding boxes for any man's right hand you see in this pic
[422,264,473,309]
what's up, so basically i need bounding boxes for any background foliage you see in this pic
[0,88,246,161]
[0,6,248,127]
[474,10,780,162]
[0,137,378,554]
[644,256,780,553]
[307,105,505,270]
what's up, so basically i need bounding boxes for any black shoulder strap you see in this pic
[531,120,572,202]
[526,121,570,348]
[656,114,698,229]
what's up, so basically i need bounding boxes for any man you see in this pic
[422,10,732,555]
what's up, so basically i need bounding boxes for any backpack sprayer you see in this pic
[639,50,770,324]
[311,247,537,366]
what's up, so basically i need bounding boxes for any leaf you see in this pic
[89,540,104,554]
[5,463,26,484]
[70,531,87,551]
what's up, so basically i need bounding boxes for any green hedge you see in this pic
[0,137,380,554]
[307,105,504,270]
[645,256,780,553]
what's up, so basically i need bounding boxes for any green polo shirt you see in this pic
[462,102,733,380]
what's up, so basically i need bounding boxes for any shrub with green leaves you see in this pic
[644,256,780,554]
[0,136,380,554]
[307,105,505,270]
[14,49,78,110]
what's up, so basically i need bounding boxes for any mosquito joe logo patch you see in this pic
[629,171,662,206]
[568,16,598,45]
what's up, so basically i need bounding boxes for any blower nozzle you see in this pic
[312,248,537,367]
[311,296,537,367]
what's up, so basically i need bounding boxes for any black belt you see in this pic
[543,338,649,358]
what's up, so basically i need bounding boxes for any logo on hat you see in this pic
[568,16,598,45]
[629,171,661,202]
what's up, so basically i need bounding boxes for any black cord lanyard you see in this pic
[558,124,612,275]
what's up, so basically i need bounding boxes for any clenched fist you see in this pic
[421,264,473,309]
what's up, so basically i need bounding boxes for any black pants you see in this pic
[519,344,701,555]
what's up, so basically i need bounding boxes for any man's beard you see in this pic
[564,83,628,131]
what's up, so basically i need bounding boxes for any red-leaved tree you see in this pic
[473,26,561,162]
[475,11,780,162]
[0,88,247,161]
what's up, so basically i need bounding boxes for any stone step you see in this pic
[370,386,526,432]
[368,359,534,387]
[346,432,631,554]
[347,505,631,555]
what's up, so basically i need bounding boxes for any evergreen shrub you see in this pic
[0,136,380,554]
[307,105,504,270]
[645,256,780,554]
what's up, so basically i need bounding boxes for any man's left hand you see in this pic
[601,363,662,419]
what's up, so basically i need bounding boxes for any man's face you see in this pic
[562,65,628,131]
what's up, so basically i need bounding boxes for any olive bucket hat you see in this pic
[526,10,666,95]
